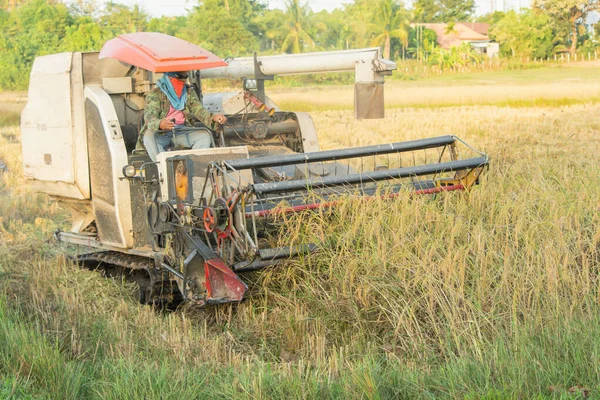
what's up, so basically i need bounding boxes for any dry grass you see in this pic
[2,66,600,398]
[0,95,24,128]
[280,102,600,352]
[269,65,600,111]
[270,80,600,111]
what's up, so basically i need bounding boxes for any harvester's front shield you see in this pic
[183,231,247,305]
[204,258,247,303]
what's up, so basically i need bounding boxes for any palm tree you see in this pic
[267,0,315,54]
[368,0,410,60]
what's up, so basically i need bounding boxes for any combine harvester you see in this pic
[21,33,488,306]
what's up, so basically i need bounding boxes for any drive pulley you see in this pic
[202,197,231,233]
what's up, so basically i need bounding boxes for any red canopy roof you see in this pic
[99,32,228,72]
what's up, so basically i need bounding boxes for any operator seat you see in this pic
[120,97,216,156]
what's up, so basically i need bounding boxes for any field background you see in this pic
[1,65,600,398]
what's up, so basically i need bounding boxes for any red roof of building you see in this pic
[459,22,489,36]
[99,32,227,72]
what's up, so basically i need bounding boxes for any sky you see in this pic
[110,0,528,19]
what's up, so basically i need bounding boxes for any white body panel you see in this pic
[295,112,320,152]
[21,52,90,199]
[84,86,134,248]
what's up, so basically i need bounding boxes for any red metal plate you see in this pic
[99,32,228,72]
[204,258,247,303]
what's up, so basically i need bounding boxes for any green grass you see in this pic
[0,274,599,399]
[0,274,598,399]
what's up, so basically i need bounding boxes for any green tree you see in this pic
[210,0,267,44]
[534,0,599,55]
[489,9,556,58]
[180,0,255,56]
[368,0,410,60]
[341,0,375,49]
[61,15,107,52]
[254,8,286,51]
[428,47,462,70]
[66,0,99,17]
[268,0,316,53]
[221,0,266,20]
[312,9,345,50]
[475,10,506,24]
[1,0,26,11]
[99,3,148,36]
[413,0,475,22]
[0,0,74,89]
[147,16,188,37]
[439,0,475,21]
[428,42,479,70]
[413,0,438,22]
[407,26,438,60]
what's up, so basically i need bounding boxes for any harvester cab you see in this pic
[21,32,489,306]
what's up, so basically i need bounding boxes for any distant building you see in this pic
[413,22,499,58]
[459,23,489,37]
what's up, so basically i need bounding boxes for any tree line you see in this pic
[0,0,599,90]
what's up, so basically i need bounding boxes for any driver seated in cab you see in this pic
[139,71,227,161]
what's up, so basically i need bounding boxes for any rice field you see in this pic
[266,64,600,112]
[1,65,600,398]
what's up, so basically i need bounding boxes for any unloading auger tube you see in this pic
[199,48,396,119]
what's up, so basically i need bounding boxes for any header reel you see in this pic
[195,135,488,273]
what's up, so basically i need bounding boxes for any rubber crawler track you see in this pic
[74,251,183,306]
